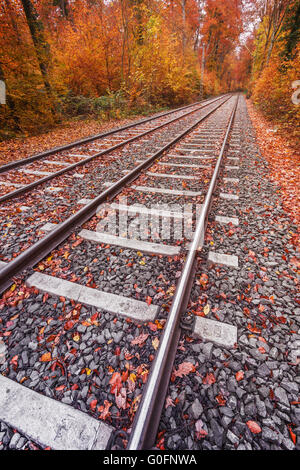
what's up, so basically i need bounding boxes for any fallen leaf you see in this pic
[235,370,244,382]
[131,333,149,346]
[40,352,52,362]
[115,387,127,409]
[165,396,175,409]
[203,304,210,316]
[109,371,122,394]
[246,420,262,434]
[152,337,159,350]
[202,372,216,385]
[173,361,195,378]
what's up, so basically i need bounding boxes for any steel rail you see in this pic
[0,96,234,295]
[127,95,239,451]
[0,95,227,204]
[0,95,226,175]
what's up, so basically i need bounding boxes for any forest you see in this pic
[0,0,299,140]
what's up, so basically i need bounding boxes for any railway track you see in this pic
[0,94,231,292]
[0,94,238,448]
[1,93,298,451]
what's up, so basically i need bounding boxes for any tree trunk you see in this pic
[200,43,206,100]
[59,0,68,18]
[20,0,53,98]
[181,0,186,57]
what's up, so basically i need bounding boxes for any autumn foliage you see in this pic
[0,0,299,140]
[236,0,300,139]
[0,0,246,138]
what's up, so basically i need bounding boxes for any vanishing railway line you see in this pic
[2,93,296,452]
[0,95,226,203]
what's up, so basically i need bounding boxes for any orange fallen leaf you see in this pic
[235,370,244,381]
[40,352,52,362]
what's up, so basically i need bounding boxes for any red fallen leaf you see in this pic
[156,431,165,450]
[121,369,129,382]
[246,420,262,434]
[199,273,208,287]
[55,385,65,392]
[258,336,267,343]
[114,346,121,356]
[10,355,18,366]
[288,426,297,445]
[98,400,112,420]
[215,394,226,406]
[124,351,134,360]
[258,346,266,354]
[203,372,216,385]
[131,333,149,346]
[148,322,158,331]
[247,323,261,334]
[109,372,122,394]
[90,399,97,411]
[235,370,244,382]
[146,296,152,306]
[173,361,195,378]
[141,369,149,384]
[243,307,250,317]
[90,313,98,323]
[72,238,83,247]
[71,384,78,390]
[277,316,287,324]
[64,320,74,331]
[51,360,65,376]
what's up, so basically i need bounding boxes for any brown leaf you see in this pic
[173,361,195,378]
[131,333,149,346]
